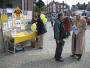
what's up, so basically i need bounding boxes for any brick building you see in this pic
[0,0,33,11]
[46,1,70,20]
[71,2,90,16]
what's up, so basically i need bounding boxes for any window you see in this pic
[64,5,66,8]
[53,4,56,12]
[61,5,63,8]
[82,13,86,16]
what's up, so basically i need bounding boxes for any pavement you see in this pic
[0,22,90,68]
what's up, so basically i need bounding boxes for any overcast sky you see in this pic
[42,0,90,8]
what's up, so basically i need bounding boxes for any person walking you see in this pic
[54,13,66,62]
[71,14,87,61]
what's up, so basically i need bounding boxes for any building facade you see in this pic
[71,2,88,11]
[71,2,90,16]
[87,2,90,11]
[0,0,12,8]
[0,0,33,11]
[46,1,70,20]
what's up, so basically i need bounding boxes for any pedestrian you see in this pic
[54,13,66,62]
[71,14,87,61]
[35,11,47,49]
[51,16,56,27]
[63,17,71,38]
[51,20,53,27]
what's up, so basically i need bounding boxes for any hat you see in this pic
[58,13,63,18]
[75,12,82,16]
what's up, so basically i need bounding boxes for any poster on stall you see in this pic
[15,20,22,27]
[27,11,32,20]
[8,19,13,29]
[1,14,8,26]
[3,22,8,31]
[24,11,32,20]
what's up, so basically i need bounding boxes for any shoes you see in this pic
[70,54,75,57]
[75,56,81,61]
[54,56,62,59]
[76,58,81,61]
[55,58,64,62]
[38,47,43,49]
[75,54,82,61]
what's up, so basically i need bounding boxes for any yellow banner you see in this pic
[1,14,8,24]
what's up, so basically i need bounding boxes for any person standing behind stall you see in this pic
[71,14,87,61]
[36,12,47,49]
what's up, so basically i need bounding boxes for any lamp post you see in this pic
[83,3,86,16]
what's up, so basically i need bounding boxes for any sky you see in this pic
[42,0,90,8]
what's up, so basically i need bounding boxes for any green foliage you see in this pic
[35,0,45,8]
[34,0,45,12]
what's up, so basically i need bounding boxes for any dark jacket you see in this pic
[54,18,66,40]
[36,17,47,35]
[63,17,71,32]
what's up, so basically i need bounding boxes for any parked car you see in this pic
[84,16,90,25]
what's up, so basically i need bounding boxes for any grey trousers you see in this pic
[55,39,65,59]
[35,35,43,48]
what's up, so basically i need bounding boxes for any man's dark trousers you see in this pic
[55,39,65,59]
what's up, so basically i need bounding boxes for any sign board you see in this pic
[24,11,32,20]
[27,11,32,19]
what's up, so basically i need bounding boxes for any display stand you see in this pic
[1,7,37,54]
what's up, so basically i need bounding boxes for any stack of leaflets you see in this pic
[72,25,79,35]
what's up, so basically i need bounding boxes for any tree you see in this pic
[87,1,90,11]
[34,0,45,12]
[34,5,45,12]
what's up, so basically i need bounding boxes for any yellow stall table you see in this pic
[6,31,37,53]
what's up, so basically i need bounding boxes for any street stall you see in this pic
[1,7,37,53]
[4,31,37,53]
